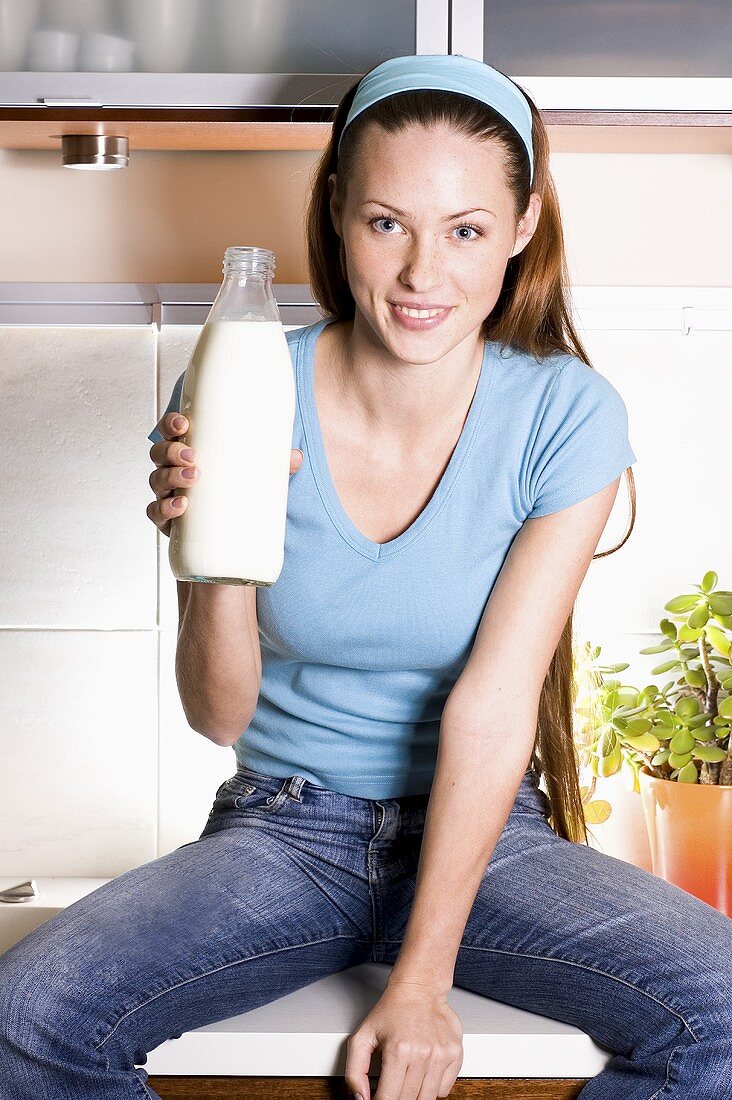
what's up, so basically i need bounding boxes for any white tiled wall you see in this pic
[1,296,730,878]
[0,323,235,878]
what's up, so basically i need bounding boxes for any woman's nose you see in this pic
[400,239,441,288]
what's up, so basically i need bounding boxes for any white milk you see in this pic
[168,319,296,586]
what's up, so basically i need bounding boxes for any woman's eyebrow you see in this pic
[362,200,496,221]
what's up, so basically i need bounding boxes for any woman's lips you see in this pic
[389,302,453,331]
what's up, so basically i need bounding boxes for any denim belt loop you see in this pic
[286,775,307,802]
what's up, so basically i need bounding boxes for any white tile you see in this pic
[157,630,238,855]
[1,326,157,628]
[573,328,731,633]
[0,631,157,877]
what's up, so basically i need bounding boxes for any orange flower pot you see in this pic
[639,765,732,917]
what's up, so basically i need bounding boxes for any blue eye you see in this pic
[454,223,483,240]
[368,217,400,234]
[367,216,484,240]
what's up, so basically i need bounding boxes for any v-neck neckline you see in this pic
[297,317,495,561]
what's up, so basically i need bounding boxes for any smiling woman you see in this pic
[306,59,635,844]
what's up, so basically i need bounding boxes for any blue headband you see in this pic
[337,54,534,185]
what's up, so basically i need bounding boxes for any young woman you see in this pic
[1,54,730,1100]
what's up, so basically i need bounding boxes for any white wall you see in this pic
[0,149,730,285]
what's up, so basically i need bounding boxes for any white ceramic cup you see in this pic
[0,0,42,70]
[43,0,113,34]
[27,28,78,71]
[124,0,198,72]
[79,31,135,72]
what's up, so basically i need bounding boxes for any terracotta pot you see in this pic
[639,765,732,917]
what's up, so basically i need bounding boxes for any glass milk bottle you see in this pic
[169,245,296,586]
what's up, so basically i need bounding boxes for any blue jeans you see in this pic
[0,766,731,1099]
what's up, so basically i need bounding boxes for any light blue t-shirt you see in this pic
[149,317,637,798]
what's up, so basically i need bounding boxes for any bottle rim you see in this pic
[223,245,275,278]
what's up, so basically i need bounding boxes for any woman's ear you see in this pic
[510,192,542,259]
[328,172,342,238]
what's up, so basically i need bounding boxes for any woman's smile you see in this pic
[389,301,454,331]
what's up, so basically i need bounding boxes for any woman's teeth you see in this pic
[394,304,445,319]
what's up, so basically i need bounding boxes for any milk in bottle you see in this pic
[169,246,295,586]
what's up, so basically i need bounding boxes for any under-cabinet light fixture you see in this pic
[62,134,129,170]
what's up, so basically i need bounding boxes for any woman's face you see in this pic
[329,122,541,361]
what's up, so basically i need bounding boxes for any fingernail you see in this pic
[174,417,186,431]
[180,448,194,461]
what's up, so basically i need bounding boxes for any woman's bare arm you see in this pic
[176,585,262,746]
[385,479,621,994]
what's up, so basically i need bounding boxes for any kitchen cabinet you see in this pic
[460,0,731,107]
[481,1,731,80]
[0,0,443,107]
[0,0,729,153]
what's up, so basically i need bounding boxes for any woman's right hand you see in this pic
[147,412,305,538]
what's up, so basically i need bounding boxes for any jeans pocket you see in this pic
[225,773,259,797]
[208,773,259,816]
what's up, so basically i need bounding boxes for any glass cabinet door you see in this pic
[480,0,730,77]
[446,0,731,110]
[0,0,447,106]
[4,1,726,112]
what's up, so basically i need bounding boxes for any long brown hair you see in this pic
[304,63,637,844]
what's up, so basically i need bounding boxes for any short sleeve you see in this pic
[527,357,637,518]
[147,371,186,444]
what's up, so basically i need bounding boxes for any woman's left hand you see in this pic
[344,979,464,1100]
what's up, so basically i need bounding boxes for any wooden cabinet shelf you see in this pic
[0,108,730,154]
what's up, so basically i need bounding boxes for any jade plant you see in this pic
[573,571,732,822]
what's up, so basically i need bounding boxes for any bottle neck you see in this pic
[223,245,274,280]
[208,271,279,323]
